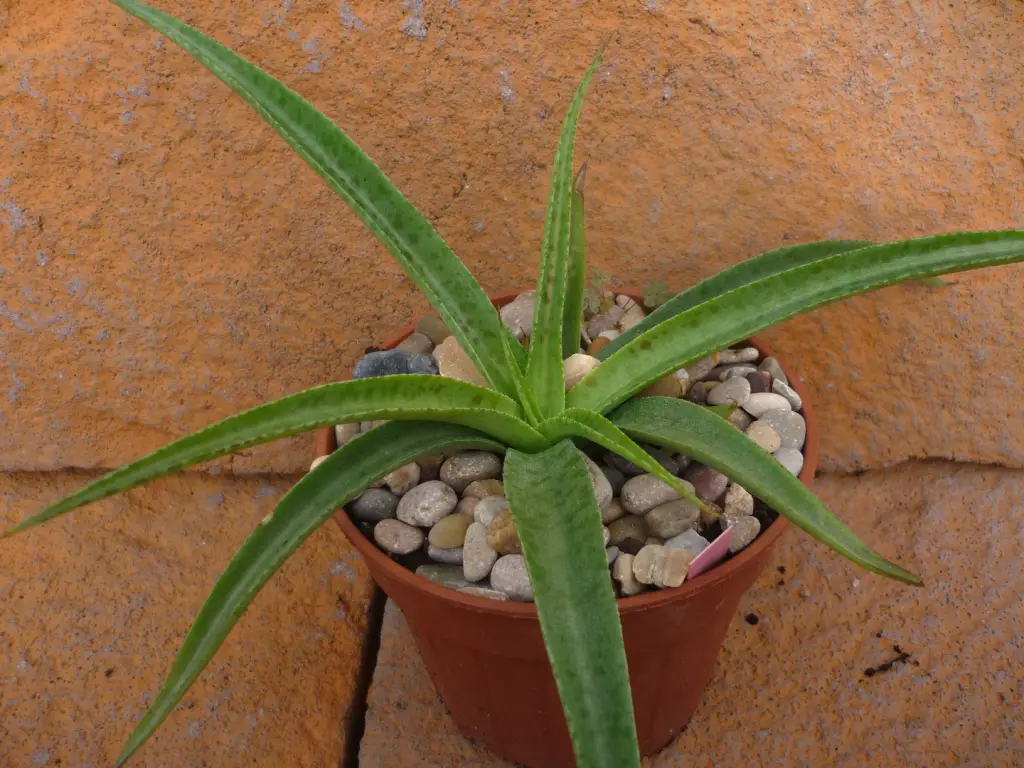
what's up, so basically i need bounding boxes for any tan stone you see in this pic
[432,336,489,387]
[462,478,505,500]
[486,509,522,555]
[638,373,682,398]
[428,514,472,549]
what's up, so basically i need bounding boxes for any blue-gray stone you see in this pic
[408,355,440,375]
[353,349,439,378]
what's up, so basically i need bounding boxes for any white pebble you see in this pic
[728,515,761,553]
[759,409,807,450]
[309,455,329,471]
[491,555,533,601]
[618,304,646,332]
[615,294,637,310]
[582,453,613,510]
[427,545,464,565]
[612,553,646,596]
[396,480,457,526]
[745,421,782,453]
[772,378,803,409]
[723,483,755,518]
[774,447,804,476]
[473,496,509,527]
[335,422,360,448]
[462,522,498,582]
[563,354,601,391]
[743,392,793,418]
[707,376,751,407]
[718,347,759,364]
[720,365,758,381]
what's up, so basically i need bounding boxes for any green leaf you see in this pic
[611,397,921,584]
[504,440,640,768]
[562,163,588,358]
[598,240,870,359]
[526,49,604,418]
[3,376,543,537]
[106,0,520,400]
[572,231,1024,412]
[114,422,505,766]
[539,408,707,511]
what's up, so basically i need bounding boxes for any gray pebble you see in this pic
[728,515,761,553]
[706,364,757,381]
[396,332,434,356]
[745,421,782,453]
[427,545,464,565]
[665,528,710,558]
[685,381,709,405]
[457,585,509,601]
[384,462,421,495]
[745,371,772,394]
[373,519,424,555]
[396,480,458,526]
[491,555,533,601]
[350,488,399,522]
[335,422,360,448]
[621,474,685,514]
[707,376,751,407]
[601,498,626,524]
[774,447,804,476]
[685,356,718,381]
[473,495,509,527]
[645,499,701,538]
[758,356,788,385]
[408,355,440,375]
[415,564,475,590]
[586,306,625,338]
[771,378,803,410]
[440,451,503,493]
[463,521,498,582]
[415,315,452,345]
[500,291,536,338]
[743,392,792,418]
[718,347,759,364]
[759,409,807,450]
[606,546,621,566]
[583,453,613,510]
[607,514,648,545]
[728,407,753,431]
[601,465,627,495]
[354,349,415,379]
[683,464,729,503]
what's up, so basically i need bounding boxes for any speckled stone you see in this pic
[727,515,761,553]
[723,483,755,518]
[774,447,805,476]
[632,544,693,588]
[462,479,504,500]
[745,421,782,453]
[415,315,452,346]
[354,349,416,379]
[415,564,474,590]
[612,553,646,597]
[440,452,502,493]
[383,462,421,495]
[350,488,399,523]
[685,355,718,381]
[607,514,648,546]
[428,514,472,549]
[427,546,464,565]
[473,495,509,527]
[373,519,425,555]
[432,336,489,387]
[621,474,687,514]
[645,499,701,538]
[759,409,807,450]
[486,509,522,555]
[462,522,498,582]
[707,376,751,407]
[490,555,533,601]
[683,465,729,503]
[600,498,627,524]
[718,347,759,364]
[396,481,458,527]
[743,392,792,418]
[772,378,803,409]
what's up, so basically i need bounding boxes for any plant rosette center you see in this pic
[327,288,807,602]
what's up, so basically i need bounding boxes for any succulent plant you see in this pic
[7,1,1024,765]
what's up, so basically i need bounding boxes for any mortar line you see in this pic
[341,585,387,768]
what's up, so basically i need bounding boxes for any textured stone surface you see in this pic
[1,1,1023,476]
[0,471,373,766]
[359,463,1023,766]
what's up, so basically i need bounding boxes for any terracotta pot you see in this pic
[315,293,818,768]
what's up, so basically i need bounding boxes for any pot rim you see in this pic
[321,291,818,619]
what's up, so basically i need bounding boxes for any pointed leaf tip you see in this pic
[574,161,588,195]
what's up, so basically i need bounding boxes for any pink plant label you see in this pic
[688,524,734,579]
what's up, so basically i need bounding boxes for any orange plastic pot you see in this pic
[315,293,818,767]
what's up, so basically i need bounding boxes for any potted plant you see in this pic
[7,1,1024,766]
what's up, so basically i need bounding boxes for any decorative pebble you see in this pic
[745,421,782,453]
[499,291,536,339]
[408,355,440,375]
[718,347,759,364]
[463,522,498,582]
[454,497,479,518]
[415,315,452,345]
[600,498,626,524]
[586,306,624,338]
[350,488,399,523]
[427,546,464,565]
[433,336,489,387]
[606,546,621,566]
[723,484,755,519]
[619,537,646,555]
[639,374,682,398]
[685,355,718,381]
[632,544,692,588]
[743,392,792,418]
[373,519,424,555]
[335,422,360,448]
[396,332,434,356]
[665,529,711,558]
[582,453,613,510]
[745,371,772,394]
[491,555,533,601]
[612,554,646,596]
[728,515,761,553]
[774,447,804,476]
[415,564,475,590]
[458,586,508,601]
[759,409,807,450]
[473,495,509,526]
[601,465,626,495]
[621,474,685,514]
[384,462,421,495]
[683,465,728,503]
[586,336,612,356]
[645,535,665,547]
[719,364,758,381]
[440,451,502,493]
[707,376,751,407]
[463,479,505,500]
[487,509,522,555]
[728,408,753,431]
[699,500,724,529]
[685,381,709,405]
[618,304,647,332]
[607,515,648,546]
[429,514,472,549]
[758,356,788,385]
[615,294,637,310]
[416,453,445,481]
[353,349,416,379]
[563,353,601,391]
[309,455,329,471]
[645,499,701,538]
[396,480,458,527]
[771,378,803,409]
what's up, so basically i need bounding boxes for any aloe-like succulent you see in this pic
[7,1,1024,765]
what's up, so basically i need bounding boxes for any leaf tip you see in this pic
[573,161,588,195]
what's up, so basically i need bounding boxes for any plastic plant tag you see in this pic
[688,524,734,579]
